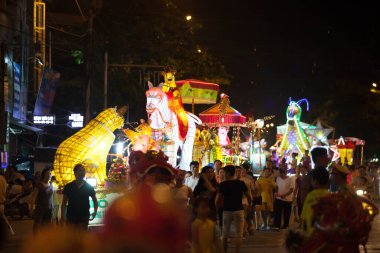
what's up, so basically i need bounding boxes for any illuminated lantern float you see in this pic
[198,94,247,165]
[276,98,335,164]
[145,67,202,170]
[54,107,126,186]
[277,98,311,158]
[334,136,365,165]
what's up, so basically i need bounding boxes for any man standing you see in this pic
[61,164,98,230]
[236,166,255,235]
[184,161,200,191]
[274,168,294,229]
[216,165,251,253]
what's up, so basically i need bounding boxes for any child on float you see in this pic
[192,197,223,253]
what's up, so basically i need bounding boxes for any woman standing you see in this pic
[193,166,218,219]
[31,167,53,232]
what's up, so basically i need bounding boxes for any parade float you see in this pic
[273,98,337,166]
[197,93,248,166]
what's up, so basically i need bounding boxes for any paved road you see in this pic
[2,208,380,253]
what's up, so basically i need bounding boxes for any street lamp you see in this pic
[372,83,377,88]
[186,15,192,21]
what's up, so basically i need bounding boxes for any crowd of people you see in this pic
[0,148,379,253]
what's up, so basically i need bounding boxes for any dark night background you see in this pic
[192,0,380,156]
[44,0,379,158]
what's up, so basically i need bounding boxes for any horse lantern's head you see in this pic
[146,87,166,115]
[286,98,309,121]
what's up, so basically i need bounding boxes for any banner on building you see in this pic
[12,62,27,121]
[34,68,60,116]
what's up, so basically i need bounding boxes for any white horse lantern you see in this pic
[146,85,201,170]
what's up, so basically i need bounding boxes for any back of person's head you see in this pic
[311,166,329,186]
[200,165,213,174]
[310,147,328,164]
[73,164,84,173]
[223,165,236,177]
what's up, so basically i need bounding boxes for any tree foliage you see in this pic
[86,0,230,119]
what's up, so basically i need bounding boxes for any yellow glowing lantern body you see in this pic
[54,108,124,186]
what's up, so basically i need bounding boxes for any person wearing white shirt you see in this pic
[274,168,294,229]
[184,161,200,191]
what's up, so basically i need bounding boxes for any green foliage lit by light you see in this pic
[71,50,84,65]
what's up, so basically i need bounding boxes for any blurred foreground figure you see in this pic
[22,150,189,253]
[286,193,378,253]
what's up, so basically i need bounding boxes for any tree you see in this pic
[87,0,230,119]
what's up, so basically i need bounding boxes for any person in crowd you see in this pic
[30,167,53,232]
[32,171,41,188]
[289,153,298,174]
[194,166,218,219]
[330,162,352,194]
[250,175,262,230]
[263,160,275,178]
[216,165,251,253]
[5,166,25,184]
[347,165,360,185]
[0,169,14,235]
[351,165,370,190]
[173,169,194,208]
[300,150,312,171]
[300,167,330,236]
[300,147,330,208]
[60,164,98,230]
[7,178,25,197]
[236,166,254,236]
[50,176,60,225]
[185,161,200,191]
[185,171,192,180]
[191,197,224,253]
[256,168,277,230]
[292,165,307,224]
[274,168,294,229]
[214,160,223,183]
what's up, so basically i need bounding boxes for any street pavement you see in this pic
[2,207,380,253]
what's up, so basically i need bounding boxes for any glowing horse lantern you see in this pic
[54,107,126,186]
[146,84,201,170]
[278,98,311,156]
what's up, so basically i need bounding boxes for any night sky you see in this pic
[185,1,379,152]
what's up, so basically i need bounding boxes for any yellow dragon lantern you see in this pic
[161,66,189,141]
[54,107,126,186]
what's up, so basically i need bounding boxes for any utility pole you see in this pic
[84,4,94,124]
